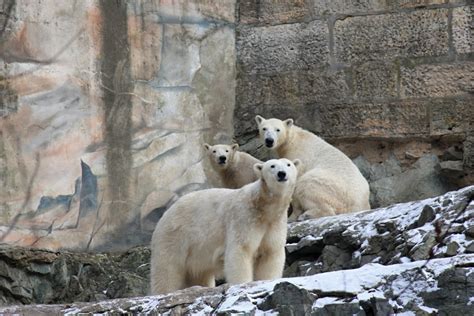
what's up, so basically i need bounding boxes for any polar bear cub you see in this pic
[204,143,262,189]
[255,115,370,220]
[150,158,300,295]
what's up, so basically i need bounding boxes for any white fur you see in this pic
[150,158,300,294]
[256,115,370,220]
[204,143,262,189]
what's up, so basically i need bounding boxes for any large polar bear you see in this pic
[150,158,300,294]
[255,115,370,220]
[204,143,262,188]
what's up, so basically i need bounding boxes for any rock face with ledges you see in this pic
[0,187,472,314]
[1,255,472,315]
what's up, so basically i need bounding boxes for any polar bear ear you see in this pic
[253,163,263,178]
[255,115,265,125]
[204,143,211,151]
[292,159,303,174]
[284,118,294,127]
[231,143,239,151]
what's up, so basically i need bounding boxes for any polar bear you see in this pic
[150,158,300,295]
[204,143,262,189]
[255,115,370,220]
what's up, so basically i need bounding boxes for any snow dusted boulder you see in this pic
[0,255,472,315]
[285,185,474,276]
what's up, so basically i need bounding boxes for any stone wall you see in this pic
[0,0,472,252]
[235,0,473,207]
[0,0,236,251]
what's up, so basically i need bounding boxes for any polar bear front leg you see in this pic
[224,245,254,285]
[254,247,285,280]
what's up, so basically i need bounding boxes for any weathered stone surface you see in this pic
[353,62,398,100]
[237,67,350,107]
[130,0,236,23]
[369,155,451,207]
[314,100,430,139]
[311,0,457,16]
[429,98,473,136]
[127,15,162,81]
[334,9,449,63]
[452,6,473,54]
[237,21,329,74]
[464,136,474,169]
[1,255,472,314]
[238,0,310,25]
[0,0,236,251]
[0,245,150,305]
[286,186,474,274]
[401,62,474,98]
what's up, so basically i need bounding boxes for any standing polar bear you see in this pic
[204,143,262,189]
[150,158,300,294]
[255,115,370,220]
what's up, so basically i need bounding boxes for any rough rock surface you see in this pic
[285,185,474,276]
[1,255,472,315]
[0,0,236,251]
[0,245,150,305]
[0,186,472,312]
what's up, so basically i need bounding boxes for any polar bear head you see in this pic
[255,115,293,150]
[253,158,300,193]
[204,143,239,169]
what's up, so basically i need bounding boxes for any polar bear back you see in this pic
[280,126,370,211]
[281,126,360,176]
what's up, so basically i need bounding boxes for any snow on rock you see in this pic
[0,186,472,313]
[1,255,472,315]
[285,185,474,276]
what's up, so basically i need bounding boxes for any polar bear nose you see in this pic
[277,171,287,181]
[265,138,274,147]
[219,156,227,164]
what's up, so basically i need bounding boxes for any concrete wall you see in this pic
[0,0,236,251]
[235,0,473,207]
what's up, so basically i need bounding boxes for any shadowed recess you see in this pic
[98,0,133,237]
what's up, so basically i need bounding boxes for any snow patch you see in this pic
[312,297,343,308]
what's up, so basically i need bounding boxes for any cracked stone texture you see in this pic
[0,187,471,308]
[0,0,236,251]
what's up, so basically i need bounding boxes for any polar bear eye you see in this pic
[225,150,229,153]
[276,129,281,132]
[262,128,267,131]
[271,165,275,168]
[287,163,290,167]
[213,150,216,153]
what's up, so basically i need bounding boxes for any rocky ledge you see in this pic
[0,186,472,314]
[1,255,473,315]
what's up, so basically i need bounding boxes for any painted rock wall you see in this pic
[235,0,473,207]
[0,0,236,251]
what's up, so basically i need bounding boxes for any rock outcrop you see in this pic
[1,255,472,315]
[0,186,472,314]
